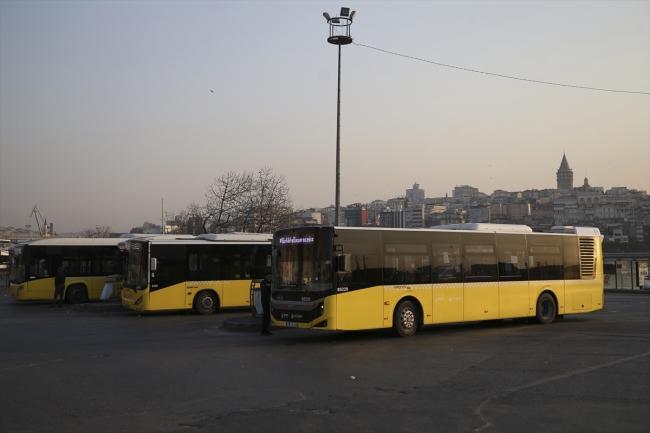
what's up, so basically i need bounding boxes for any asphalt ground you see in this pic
[0,292,648,433]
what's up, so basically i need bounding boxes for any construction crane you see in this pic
[29,206,49,237]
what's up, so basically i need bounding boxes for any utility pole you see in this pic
[323,7,355,226]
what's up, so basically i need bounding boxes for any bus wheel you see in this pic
[535,293,557,324]
[393,300,418,338]
[194,291,218,315]
[65,284,87,304]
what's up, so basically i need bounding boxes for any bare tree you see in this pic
[172,202,212,235]
[234,167,297,233]
[204,171,253,233]
[174,167,297,235]
[81,225,113,238]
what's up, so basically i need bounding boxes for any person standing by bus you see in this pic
[260,271,273,336]
[49,267,66,308]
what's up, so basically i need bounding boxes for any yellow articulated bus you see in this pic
[270,224,604,337]
[9,238,126,303]
[122,233,272,314]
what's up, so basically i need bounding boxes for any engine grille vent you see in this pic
[579,237,596,279]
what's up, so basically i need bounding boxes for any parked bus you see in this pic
[122,233,272,314]
[270,224,604,337]
[9,238,126,303]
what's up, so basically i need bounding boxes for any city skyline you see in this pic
[1,2,648,233]
[2,152,645,235]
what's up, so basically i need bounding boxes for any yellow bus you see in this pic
[122,233,272,314]
[270,224,604,337]
[9,238,126,303]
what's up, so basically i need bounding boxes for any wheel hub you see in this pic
[201,296,213,309]
[401,308,415,329]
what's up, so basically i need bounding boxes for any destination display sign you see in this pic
[279,236,315,244]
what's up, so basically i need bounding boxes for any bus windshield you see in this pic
[276,228,333,294]
[124,241,148,290]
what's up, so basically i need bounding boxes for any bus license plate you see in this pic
[285,322,298,328]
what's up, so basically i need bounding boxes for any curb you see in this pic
[72,302,127,313]
[605,289,650,294]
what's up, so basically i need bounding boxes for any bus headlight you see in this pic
[134,297,143,306]
[16,285,24,292]
[318,302,324,317]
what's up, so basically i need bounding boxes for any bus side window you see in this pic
[223,251,242,280]
[497,235,528,281]
[431,232,463,284]
[383,244,429,285]
[188,254,202,280]
[384,256,401,284]
[562,237,580,280]
[350,254,380,288]
[246,245,271,279]
[151,245,187,289]
[101,248,117,274]
[432,245,462,284]
[529,245,563,280]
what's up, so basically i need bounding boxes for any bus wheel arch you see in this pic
[65,284,88,304]
[534,291,557,324]
[194,290,220,315]
[392,297,421,338]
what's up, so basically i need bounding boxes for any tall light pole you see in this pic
[324,7,355,226]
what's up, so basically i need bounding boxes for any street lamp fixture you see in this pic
[324,7,355,226]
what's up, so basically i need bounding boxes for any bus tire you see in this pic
[194,291,218,315]
[65,284,87,304]
[535,293,557,324]
[393,300,418,338]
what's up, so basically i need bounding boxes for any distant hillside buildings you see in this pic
[298,154,649,245]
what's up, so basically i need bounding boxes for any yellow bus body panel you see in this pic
[464,282,499,321]
[88,277,105,300]
[337,286,384,330]
[11,277,107,301]
[564,279,603,313]
[149,283,185,311]
[12,278,54,300]
[221,280,251,308]
[498,281,530,319]
[432,283,464,324]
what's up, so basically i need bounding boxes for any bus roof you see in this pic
[326,224,601,237]
[118,234,196,239]
[13,238,125,247]
[196,233,273,242]
[127,233,273,245]
[430,223,533,233]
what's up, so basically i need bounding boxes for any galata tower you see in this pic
[556,153,574,190]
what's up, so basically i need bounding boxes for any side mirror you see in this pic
[150,258,157,271]
[337,255,350,273]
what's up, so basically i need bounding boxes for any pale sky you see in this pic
[1,1,649,233]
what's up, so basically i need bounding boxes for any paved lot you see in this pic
[1,292,648,433]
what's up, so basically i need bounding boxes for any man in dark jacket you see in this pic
[260,271,273,336]
[49,267,66,308]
